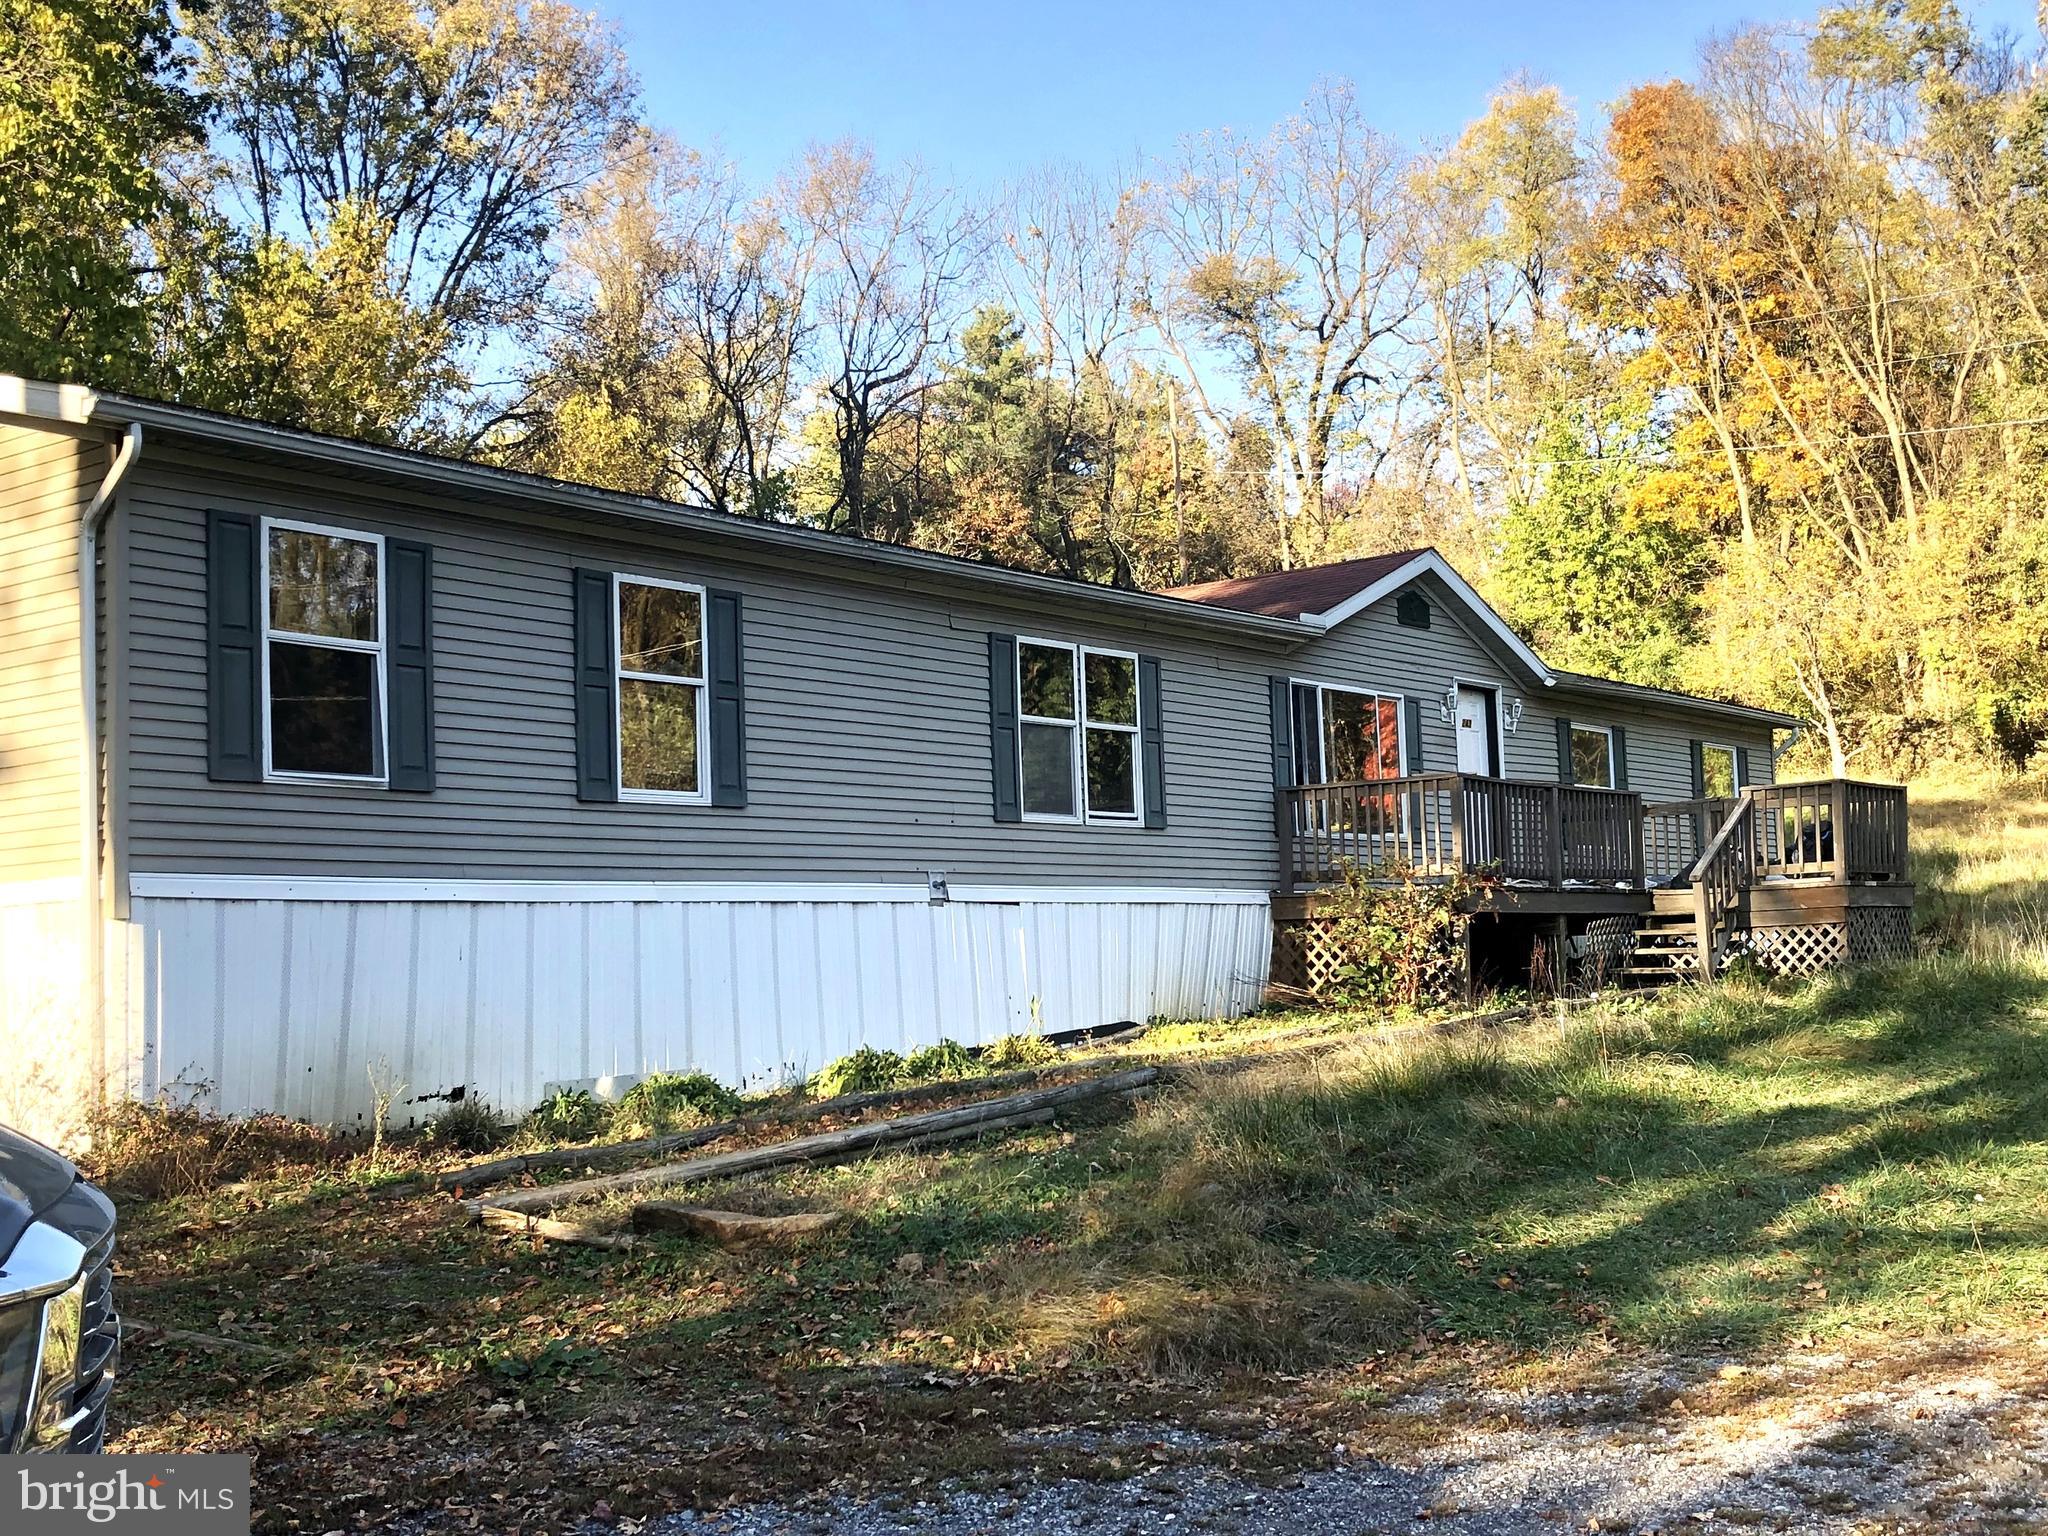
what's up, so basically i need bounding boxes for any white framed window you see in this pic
[1700,742,1738,799]
[1081,647,1140,820]
[614,573,709,803]
[1287,680,1404,785]
[1016,638,1143,824]
[261,516,386,784]
[1570,723,1615,788]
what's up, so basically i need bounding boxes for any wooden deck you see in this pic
[1277,775,1913,981]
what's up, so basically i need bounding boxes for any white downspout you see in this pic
[79,423,142,1109]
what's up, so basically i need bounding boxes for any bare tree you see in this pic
[1143,80,1424,567]
[789,142,985,539]
[491,135,808,511]
[997,162,1146,580]
[1410,79,1588,524]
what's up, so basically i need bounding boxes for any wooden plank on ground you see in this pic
[468,1067,1158,1220]
[631,1205,849,1246]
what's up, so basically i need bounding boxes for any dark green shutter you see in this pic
[989,633,1021,823]
[387,539,434,792]
[206,508,262,783]
[572,568,617,803]
[1402,695,1424,774]
[1688,739,1706,797]
[1268,676,1295,788]
[1734,745,1750,788]
[1611,724,1629,790]
[1555,716,1574,783]
[707,588,746,807]
[1138,654,1165,828]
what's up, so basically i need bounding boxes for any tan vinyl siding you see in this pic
[0,424,102,883]
[118,448,1285,886]
[1286,581,1778,794]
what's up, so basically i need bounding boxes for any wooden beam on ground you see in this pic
[421,1121,744,1195]
[893,1106,1057,1152]
[466,1067,1159,1221]
[631,1204,848,1247]
[420,1057,1151,1199]
[477,1208,638,1250]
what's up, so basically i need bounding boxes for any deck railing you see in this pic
[1282,774,1908,898]
[1278,773,1644,891]
[1745,779,1910,884]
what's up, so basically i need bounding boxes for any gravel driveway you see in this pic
[633,1344,2048,1535]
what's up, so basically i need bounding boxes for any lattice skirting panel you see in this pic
[1743,922,1849,976]
[1577,915,1639,987]
[1743,906,1914,977]
[1271,919,1350,997]
[1848,904,1915,965]
[1270,916,1472,999]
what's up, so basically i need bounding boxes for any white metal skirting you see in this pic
[0,888,95,1148]
[88,887,1272,1128]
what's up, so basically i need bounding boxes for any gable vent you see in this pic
[1395,590,1431,629]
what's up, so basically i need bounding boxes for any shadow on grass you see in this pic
[108,949,2048,1529]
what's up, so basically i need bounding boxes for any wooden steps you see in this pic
[1618,893,1702,986]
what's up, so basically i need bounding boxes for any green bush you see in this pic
[526,1087,608,1143]
[427,1097,503,1154]
[814,1045,906,1099]
[979,1032,1058,1071]
[903,1038,975,1082]
[612,1071,742,1138]
[1314,860,1488,1008]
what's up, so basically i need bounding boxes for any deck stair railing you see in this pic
[1687,791,1756,975]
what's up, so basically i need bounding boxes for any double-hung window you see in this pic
[614,574,708,801]
[263,518,385,782]
[1700,742,1738,799]
[1017,639,1141,822]
[1569,723,1615,788]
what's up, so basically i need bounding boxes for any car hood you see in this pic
[0,1126,84,1268]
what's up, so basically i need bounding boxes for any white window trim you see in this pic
[613,571,711,806]
[1700,740,1740,797]
[1015,637,1146,827]
[1080,644,1142,823]
[1287,676,1407,784]
[1569,722,1616,789]
[260,515,388,788]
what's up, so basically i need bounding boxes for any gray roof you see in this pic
[1548,668,1802,730]
[1,377,1800,730]
[20,382,1312,646]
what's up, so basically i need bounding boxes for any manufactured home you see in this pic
[0,378,1912,1133]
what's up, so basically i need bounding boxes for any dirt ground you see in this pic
[330,1333,2047,1535]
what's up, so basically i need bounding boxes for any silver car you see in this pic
[0,1125,119,1452]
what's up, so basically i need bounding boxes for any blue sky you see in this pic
[597,0,2041,185]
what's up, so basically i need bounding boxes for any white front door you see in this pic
[1455,685,1495,775]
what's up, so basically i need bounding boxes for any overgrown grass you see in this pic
[1910,767,2048,956]
[104,774,2048,1528]
[696,956,2048,1375]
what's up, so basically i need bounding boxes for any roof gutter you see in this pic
[82,392,1314,647]
[1546,671,1802,730]
[78,421,142,1102]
